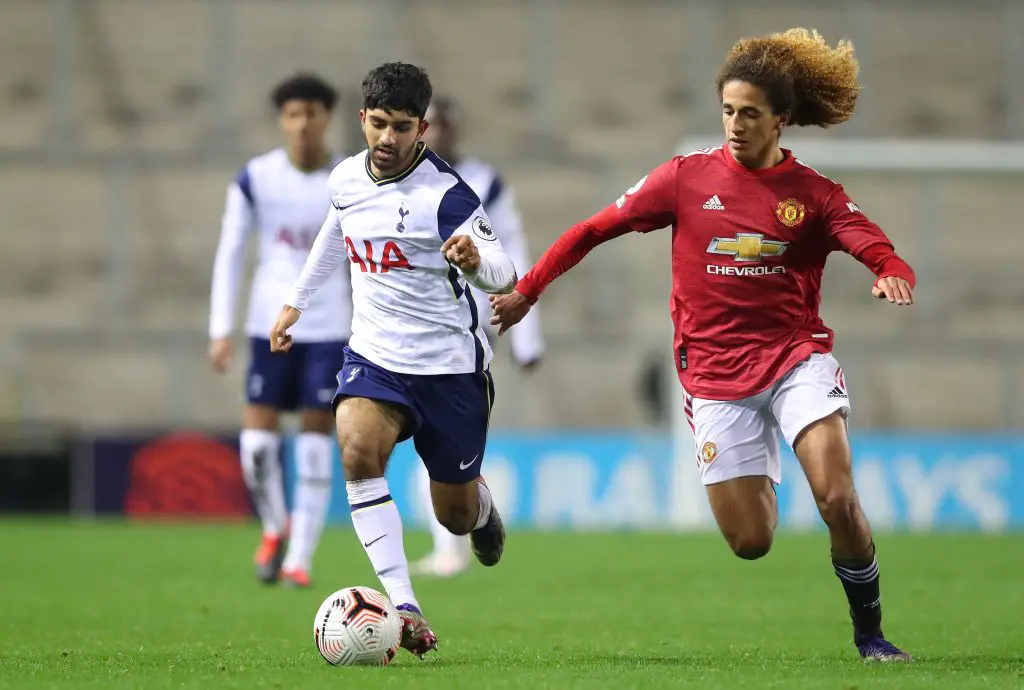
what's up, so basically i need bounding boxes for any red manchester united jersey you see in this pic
[517,146,915,400]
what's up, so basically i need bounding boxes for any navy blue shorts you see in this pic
[246,338,348,411]
[334,347,494,484]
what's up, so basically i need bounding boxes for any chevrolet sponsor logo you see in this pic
[706,233,788,262]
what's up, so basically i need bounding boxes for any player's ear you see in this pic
[777,111,791,131]
[358,109,366,125]
[417,118,429,139]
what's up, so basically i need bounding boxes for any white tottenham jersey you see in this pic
[453,157,545,365]
[209,148,352,342]
[287,145,517,375]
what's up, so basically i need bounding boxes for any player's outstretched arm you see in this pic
[486,209,639,336]
[208,179,254,372]
[823,187,915,307]
[285,206,346,310]
[490,159,679,335]
[271,206,346,352]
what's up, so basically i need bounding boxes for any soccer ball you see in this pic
[313,586,404,666]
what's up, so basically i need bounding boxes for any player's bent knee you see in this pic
[243,405,280,431]
[725,528,774,560]
[299,409,335,435]
[339,433,388,480]
[433,502,475,535]
[730,538,773,560]
[815,488,859,530]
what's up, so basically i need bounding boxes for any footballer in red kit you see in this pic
[491,28,914,662]
[543,144,914,401]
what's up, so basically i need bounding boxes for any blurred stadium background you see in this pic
[2,0,1023,532]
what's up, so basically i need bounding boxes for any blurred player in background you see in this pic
[492,29,914,662]
[208,73,350,589]
[270,62,517,658]
[411,95,545,578]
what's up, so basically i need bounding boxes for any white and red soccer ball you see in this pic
[313,586,404,666]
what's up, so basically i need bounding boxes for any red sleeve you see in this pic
[823,185,916,288]
[516,159,678,303]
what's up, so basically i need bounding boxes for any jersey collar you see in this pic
[365,143,428,186]
[720,146,798,177]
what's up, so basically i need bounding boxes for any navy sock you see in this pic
[833,549,882,638]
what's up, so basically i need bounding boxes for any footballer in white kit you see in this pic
[411,95,545,577]
[208,74,351,589]
[270,63,515,659]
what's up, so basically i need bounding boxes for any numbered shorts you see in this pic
[246,338,348,412]
[333,347,495,484]
[683,353,850,486]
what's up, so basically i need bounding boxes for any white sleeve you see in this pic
[286,206,346,311]
[453,211,517,294]
[438,181,517,294]
[485,183,545,363]
[208,182,254,339]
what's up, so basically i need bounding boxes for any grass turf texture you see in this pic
[2,521,1023,689]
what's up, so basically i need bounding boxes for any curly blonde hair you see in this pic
[715,28,860,128]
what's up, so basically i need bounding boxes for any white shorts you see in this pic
[683,353,850,486]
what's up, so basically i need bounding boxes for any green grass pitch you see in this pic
[2,520,1023,689]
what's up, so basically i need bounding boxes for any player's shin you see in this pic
[468,477,505,567]
[833,539,883,638]
[820,492,883,638]
[239,429,288,536]
[283,432,333,574]
[473,479,494,530]
[347,477,420,611]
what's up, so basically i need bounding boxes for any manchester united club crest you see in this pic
[701,441,718,464]
[775,198,806,228]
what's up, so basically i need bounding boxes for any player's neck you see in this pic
[763,147,787,168]
[730,145,786,171]
[288,147,329,173]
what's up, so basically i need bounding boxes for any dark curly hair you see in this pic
[716,28,860,128]
[361,62,432,119]
[270,73,338,111]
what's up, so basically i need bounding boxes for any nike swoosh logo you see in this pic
[362,534,386,548]
[459,455,479,471]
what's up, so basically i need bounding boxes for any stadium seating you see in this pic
[1,0,1020,429]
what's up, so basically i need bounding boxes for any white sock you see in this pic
[418,463,471,560]
[347,478,419,611]
[239,429,288,536]
[283,432,333,572]
[474,479,494,530]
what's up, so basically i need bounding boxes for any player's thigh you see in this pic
[687,389,780,555]
[416,372,494,533]
[298,340,349,434]
[245,337,302,415]
[334,398,407,480]
[411,370,493,522]
[334,348,419,479]
[705,476,778,558]
[687,389,781,486]
[770,353,854,500]
[792,411,855,509]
